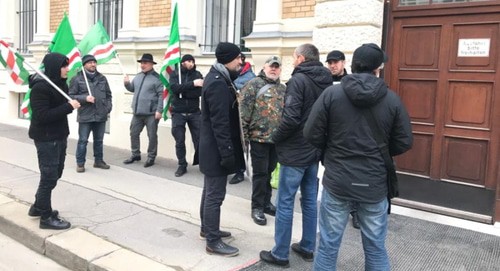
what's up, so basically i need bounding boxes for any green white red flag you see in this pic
[78,21,117,64]
[20,13,82,118]
[0,40,30,85]
[159,3,181,121]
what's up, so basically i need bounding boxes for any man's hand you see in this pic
[69,100,81,109]
[86,96,95,103]
[193,79,204,87]
[123,75,130,84]
[155,112,162,120]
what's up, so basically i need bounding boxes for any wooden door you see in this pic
[386,2,500,223]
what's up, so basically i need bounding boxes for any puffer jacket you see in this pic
[28,53,74,142]
[124,69,163,115]
[69,70,112,122]
[272,61,333,167]
[304,73,413,203]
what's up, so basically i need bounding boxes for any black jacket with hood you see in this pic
[28,53,74,142]
[272,61,333,166]
[304,73,413,203]
[169,65,203,113]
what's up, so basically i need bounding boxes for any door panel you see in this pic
[388,9,500,221]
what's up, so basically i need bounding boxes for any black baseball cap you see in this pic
[326,50,345,62]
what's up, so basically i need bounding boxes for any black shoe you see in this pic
[199,230,232,239]
[28,205,58,217]
[206,240,239,257]
[259,250,290,267]
[76,164,85,173]
[351,211,360,229]
[123,156,141,164]
[264,203,276,216]
[93,161,110,169]
[252,209,267,226]
[144,158,155,168]
[175,166,187,177]
[291,243,314,262]
[40,215,71,230]
[229,172,245,184]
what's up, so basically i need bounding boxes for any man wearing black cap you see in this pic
[69,54,113,173]
[326,50,358,229]
[304,43,412,270]
[28,52,81,229]
[169,54,204,177]
[325,50,348,82]
[198,42,244,257]
[123,53,164,167]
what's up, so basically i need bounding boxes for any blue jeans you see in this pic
[76,121,106,165]
[271,163,319,260]
[314,189,389,271]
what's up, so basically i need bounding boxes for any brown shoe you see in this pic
[76,165,85,173]
[94,161,110,169]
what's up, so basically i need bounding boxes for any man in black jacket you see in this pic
[198,42,244,257]
[69,54,113,173]
[260,44,333,268]
[169,54,204,177]
[304,43,413,271]
[326,50,348,83]
[28,53,81,230]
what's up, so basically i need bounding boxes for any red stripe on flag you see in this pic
[163,47,180,60]
[0,40,9,48]
[94,44,115,56]
[68,51,81,65]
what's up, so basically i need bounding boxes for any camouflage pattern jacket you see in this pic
[239,70,286,143]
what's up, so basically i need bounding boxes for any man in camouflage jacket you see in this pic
[239,56,286,226]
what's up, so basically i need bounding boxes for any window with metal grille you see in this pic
[203,0,256,52]
[90,0,123,40]
[17,0,37,54]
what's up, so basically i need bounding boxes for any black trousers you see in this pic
[171,112,200,167]
[33,139,67,219]
[250,141,278,210]
[200,175,227,245]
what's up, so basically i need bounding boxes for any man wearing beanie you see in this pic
[304,43,412,270]
[169,54,204,177]
[259,43,332,268]
[28,52,81,229]
[325,50,348,83]
[198,42,244,257]
[69,54,113,173]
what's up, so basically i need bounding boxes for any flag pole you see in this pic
[115,53,127,77]
[8,46,72,101]
[81,67,93,96]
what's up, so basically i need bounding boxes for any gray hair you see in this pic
[294,43,320,62]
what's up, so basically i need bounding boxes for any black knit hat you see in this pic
[181,54,195,63]
[351,43,388,73]
[215,42,241,64]
[82,54,97,65]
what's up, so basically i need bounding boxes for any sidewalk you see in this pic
[0,122,499,271]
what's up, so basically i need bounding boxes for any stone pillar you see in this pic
[0,0,17,43]
[314,0,384,66]
[118,0,140,38]
[69,0,92,40]
[32,0,51,42]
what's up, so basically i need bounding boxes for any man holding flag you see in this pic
[28,52,80,230]
[69,54,113,173]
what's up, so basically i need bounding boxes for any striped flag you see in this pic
[20,13,82,118]
[159,2,181,121]
[78,21,117,64]
[0,40,30,85]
